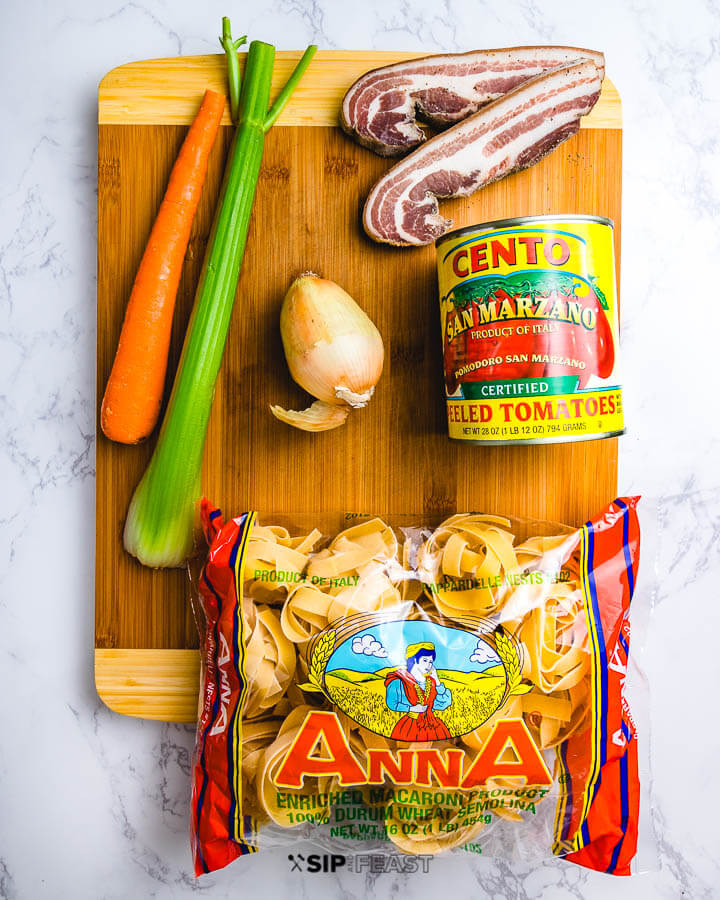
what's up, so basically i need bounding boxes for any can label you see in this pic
[436,217,625,444]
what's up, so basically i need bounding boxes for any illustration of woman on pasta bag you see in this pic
[384,642,452,741]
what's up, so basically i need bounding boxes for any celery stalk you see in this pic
[124,26,316,567]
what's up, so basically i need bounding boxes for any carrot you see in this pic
[101,88,226,444]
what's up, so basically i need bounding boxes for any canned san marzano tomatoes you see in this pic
[436,215,625,445]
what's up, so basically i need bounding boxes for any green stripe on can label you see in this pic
[461,376,579,400]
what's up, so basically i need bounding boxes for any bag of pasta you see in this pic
[191,498,644,876]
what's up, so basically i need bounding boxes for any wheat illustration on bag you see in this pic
[298,629,336,699]
[494,626,534,698]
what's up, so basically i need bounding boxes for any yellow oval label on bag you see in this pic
[299,615,531,740]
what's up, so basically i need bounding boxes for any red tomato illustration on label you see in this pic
[530,289,614,388]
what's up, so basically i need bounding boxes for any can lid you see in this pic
[435,214,615,248]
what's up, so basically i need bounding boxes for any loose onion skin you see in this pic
[269,400,350,432]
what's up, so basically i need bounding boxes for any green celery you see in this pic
[124,24,316,567]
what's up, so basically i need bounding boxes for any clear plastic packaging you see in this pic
[190,498,651,877]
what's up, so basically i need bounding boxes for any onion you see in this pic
[271,273,384,431]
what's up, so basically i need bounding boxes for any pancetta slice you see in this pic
[342,46,605,157]
[362,60,604,247]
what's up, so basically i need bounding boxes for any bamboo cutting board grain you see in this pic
[96,52,622,722]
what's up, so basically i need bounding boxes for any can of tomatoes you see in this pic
[435,215,625,445]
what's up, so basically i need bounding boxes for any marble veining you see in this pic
[1,0,719,896]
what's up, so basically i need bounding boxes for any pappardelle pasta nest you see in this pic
[192,499,642,877]
[233,513,590,848]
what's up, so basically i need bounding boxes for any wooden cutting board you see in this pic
[96,52,622,723]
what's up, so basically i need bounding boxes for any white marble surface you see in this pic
[1,0,719,896]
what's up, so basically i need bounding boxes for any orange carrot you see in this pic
[101,88,226,444]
